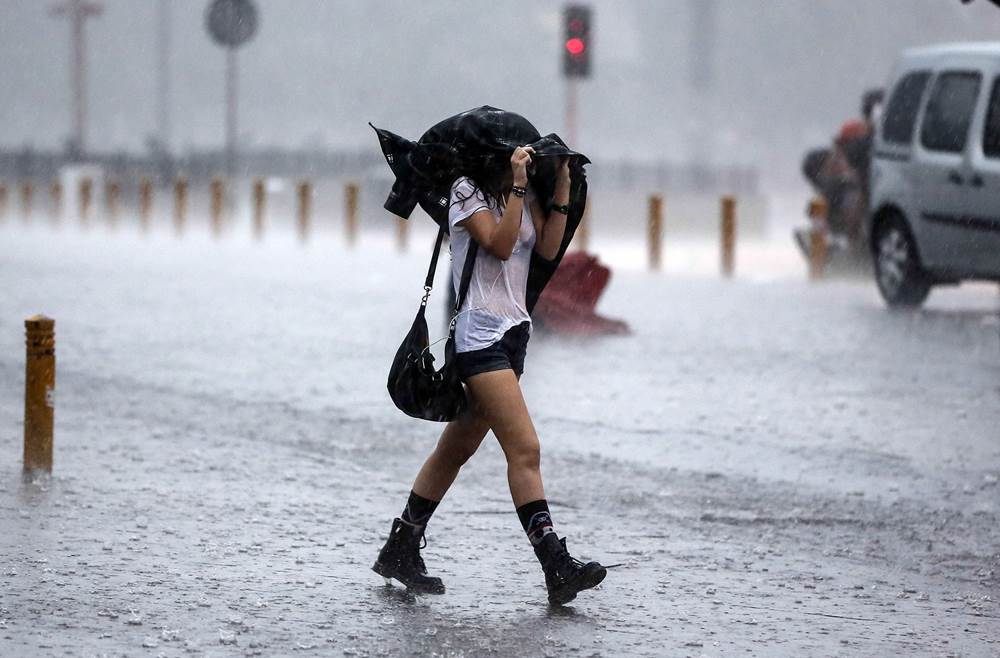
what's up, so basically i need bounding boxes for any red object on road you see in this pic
[533,252,630,336]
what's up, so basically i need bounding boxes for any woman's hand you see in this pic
[511,146,534,187]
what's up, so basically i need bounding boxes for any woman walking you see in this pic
[372,141,607,606]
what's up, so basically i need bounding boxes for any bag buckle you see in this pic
[420,285,432,307]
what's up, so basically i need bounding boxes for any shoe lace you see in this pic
[554,539,586,575]
[413,534,429,574]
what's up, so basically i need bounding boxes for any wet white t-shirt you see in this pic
[448,177,536,353]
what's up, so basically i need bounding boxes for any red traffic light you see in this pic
[565,37,586,56]
[562,4,591,78]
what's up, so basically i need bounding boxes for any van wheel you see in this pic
[873,214,931,308]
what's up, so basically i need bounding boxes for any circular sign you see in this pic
[206,0,258,48]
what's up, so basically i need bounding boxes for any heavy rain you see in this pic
[1,1,998,657]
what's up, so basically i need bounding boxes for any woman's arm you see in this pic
[461,147,534,261]
[531,159,571,261]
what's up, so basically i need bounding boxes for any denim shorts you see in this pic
[454,321,531,381]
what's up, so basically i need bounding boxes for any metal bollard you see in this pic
[344,182,359,247]
[79,177,93,222]
[396,217,408,252]
[807,197,828,280]
[648,194,663,270]
[106,180,121,225]
[20,181,33,219]
[23,315,55,473]
[297,180,312,242]
[720,196,736,278]
[173,178,187,235]
[252,178,265,240]
[0,183,7,219]
[49,180,63,221]
[138,177,153,231]
[210,178,225,237]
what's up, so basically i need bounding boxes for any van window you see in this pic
[883,71,931,145]
[983,77,1000,158]
[920,71,981,153]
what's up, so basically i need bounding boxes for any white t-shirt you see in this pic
[448,176,536,353]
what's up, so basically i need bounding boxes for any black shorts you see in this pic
[454,321,531,381]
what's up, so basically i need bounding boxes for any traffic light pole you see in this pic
[565,77,578,147]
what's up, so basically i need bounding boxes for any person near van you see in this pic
[372,145,608,606]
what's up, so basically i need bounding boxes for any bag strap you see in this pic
[420,226,478,314]
[420,228,447,307]
[454,238,479,316]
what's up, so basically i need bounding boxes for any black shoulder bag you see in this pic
[387,227,478,422]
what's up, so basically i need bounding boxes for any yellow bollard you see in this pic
[396,217,408,252]
[49,180,62,221]
[173,177,187,235]
[20,180,33,219]
[720,196,736,278]
[807,197,828,281]
[648,194,663,271]
[23,315,55,473]
[252,178,265,240]
[138,177,153,231]
[106,180,121,226]
[345,182,359,247]
[297,180,312,242]
[210,178,225,237]
[79,177,93,223]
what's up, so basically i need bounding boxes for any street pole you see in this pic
[225,46,238,178]
[157,0,172,153]
[206,0,258,180]
[50,0,103,157]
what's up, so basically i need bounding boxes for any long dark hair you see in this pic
[451,151,512,212]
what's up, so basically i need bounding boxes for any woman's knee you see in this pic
[436,442,478,469]
[505,438,541,472]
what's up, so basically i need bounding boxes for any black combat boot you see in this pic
[533,534,607,605]
[372,518,446,594]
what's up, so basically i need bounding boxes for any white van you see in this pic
[868,43,1000,307]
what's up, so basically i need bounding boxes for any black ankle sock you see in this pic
[401,490,440,526]
[516,499,555,545]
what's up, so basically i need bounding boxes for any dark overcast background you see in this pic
[1,0,998,188]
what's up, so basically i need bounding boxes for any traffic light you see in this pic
[563,4,591,78]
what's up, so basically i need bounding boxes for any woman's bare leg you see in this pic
[464,369,545,506]
[411,408,491,501]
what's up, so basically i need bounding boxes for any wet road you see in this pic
[1,226,998,656]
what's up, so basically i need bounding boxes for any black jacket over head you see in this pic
[370,105,590,314]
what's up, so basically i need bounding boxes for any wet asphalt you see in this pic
[1,227,998,657]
